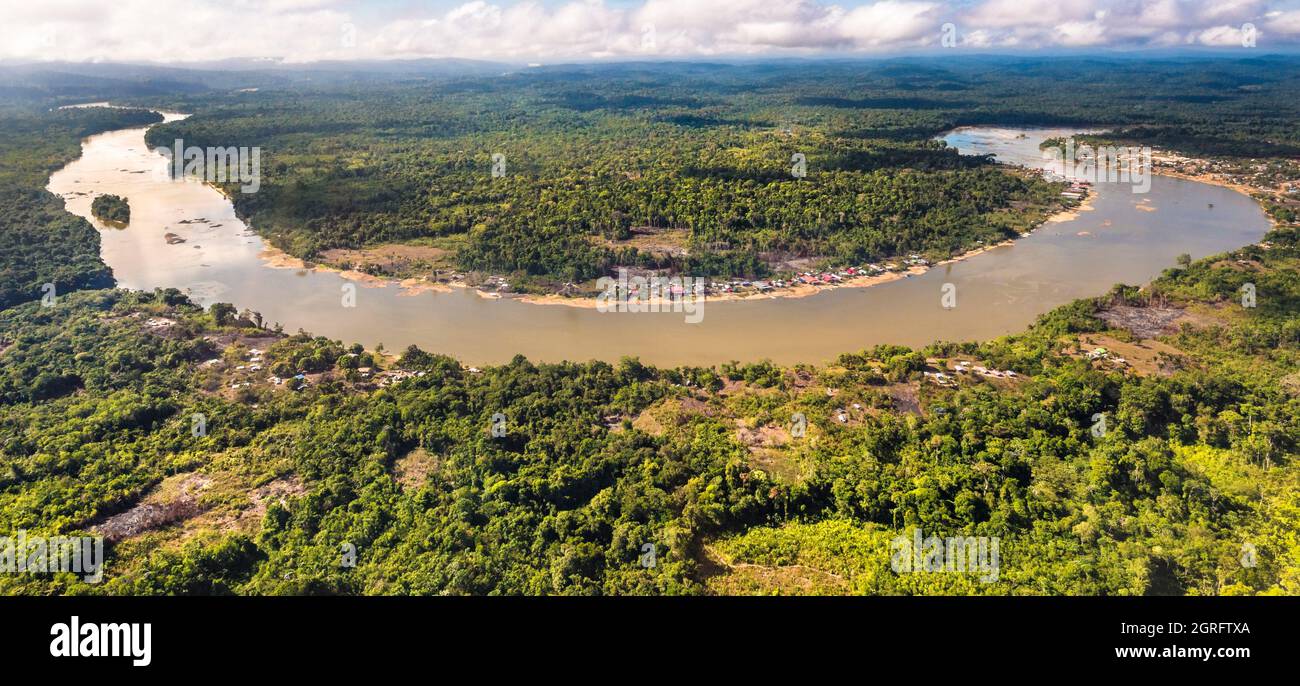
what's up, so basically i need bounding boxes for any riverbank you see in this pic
[515,264,931,308]
[1152,168,1270,201]
[47,115,1273,366]
[505,192,1093,309]
[256,194,1088,310]
[227,121,1124,309]
[251,147,1272,312]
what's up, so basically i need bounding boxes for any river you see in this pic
[47,117,1270,366]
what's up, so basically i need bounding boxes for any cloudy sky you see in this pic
[3,0,1300,63]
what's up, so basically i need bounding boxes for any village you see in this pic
[461,255,938,301]
[922,359,1022,388]
[1056,179,1092,201]
[127,312,469,399]
[1152,149,1300,204]
[210,347,439,395]
[706,256,933,296]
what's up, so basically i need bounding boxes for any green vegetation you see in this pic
[0,58,1297,595]
[1,221,1295,595]
[90,193,130,225]
[0,104,160,308]
[130,56,1300,291]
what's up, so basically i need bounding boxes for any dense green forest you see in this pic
[123,56,1300,288]
[1,223,1295,594]
[0,58,1297,594]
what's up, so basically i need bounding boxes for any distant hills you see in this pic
[0,58,515,102]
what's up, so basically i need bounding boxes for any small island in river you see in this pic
[90,193,130,225]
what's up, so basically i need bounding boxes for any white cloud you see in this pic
[1266,8,1300,33]
[1,0,1299,63]
[1191,23,1256,44]
[1195,0,1268,23]
[964,0,1094,29]
[839,1,943,47]
[1055,19,1110,46]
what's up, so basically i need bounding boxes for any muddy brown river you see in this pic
[47,117,1270,366]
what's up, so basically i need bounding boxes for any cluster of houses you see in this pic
[267,366,426,390]
[235,348,264,373]
[201,343,454,394]
[1040,165,1093,197]
[924,370,957,387]
[711,260,928,296]
[925,360,1021,386]
[223,348,273,389]
[1153,151,1300,200]
[952,360,1019,379]
[266,373,309,388]
[199,347,302,391]
[482,275,511,293]
[1085,347,1128,367]
[1059,181,1091,201]
[373,369,425,387]
[1151,152,1233,180]
[143,317,176,330]
[608,258,936,300]
[217,342,456,393]
[834,402,865,423]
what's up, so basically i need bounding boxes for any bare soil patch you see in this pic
[699,545,848,595]
[760,252,828,273]
[735,421,792,449]
[158,473,306,541]
[1279,372,1300,397]
[1097,305,1188,339]
[1073,334,1188,377]
[631,411,665,437]
[319,244,455,274]
[631,395,715,437]
[91,473,213,542]
[602,227,691,258]
[887,382,922,415]
[237,476,306,528]
[393,448,438,492]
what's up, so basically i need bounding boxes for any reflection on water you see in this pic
[47,119,1270,366]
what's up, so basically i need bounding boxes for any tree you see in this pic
[210,302,238,326]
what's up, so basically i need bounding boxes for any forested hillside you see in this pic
[1,221,1295,594]
[0,60,1297,595]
